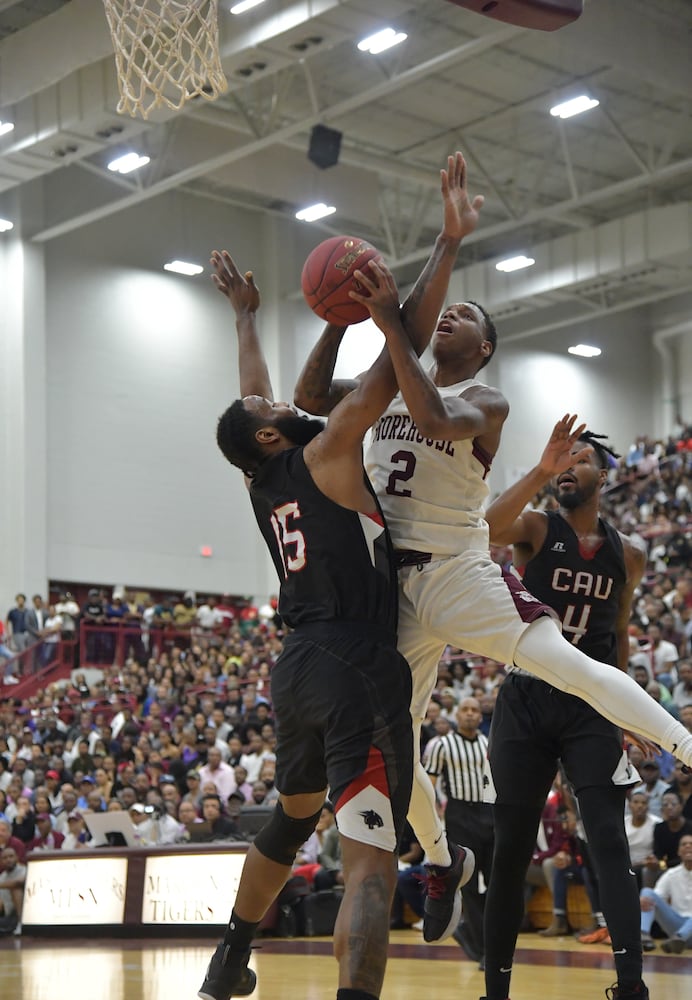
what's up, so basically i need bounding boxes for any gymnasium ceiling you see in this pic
[1,0,692,339]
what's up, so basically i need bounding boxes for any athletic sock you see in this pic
[222,909,259,951]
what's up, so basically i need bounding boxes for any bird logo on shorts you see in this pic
[359,809,384,830]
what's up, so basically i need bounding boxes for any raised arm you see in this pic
[210,250,272,400]
[615,538,647,671]
[486,414,587,548]
[400,151,484,352]
[293,323,359,415]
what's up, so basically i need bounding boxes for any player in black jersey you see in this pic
[482,415,649,1000]
[199,154,480,1000]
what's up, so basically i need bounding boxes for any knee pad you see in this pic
[253,802,322,867]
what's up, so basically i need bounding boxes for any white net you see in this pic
[102,0,228,120]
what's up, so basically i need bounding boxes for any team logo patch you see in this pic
[551,541,566,551]
[359,809,384,830]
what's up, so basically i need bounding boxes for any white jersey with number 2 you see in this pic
[365,378,491,557]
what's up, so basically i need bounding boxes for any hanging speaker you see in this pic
[308,124,343,170]
[444,0,583,31]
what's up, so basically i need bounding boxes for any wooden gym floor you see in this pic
[0,929,689,1000]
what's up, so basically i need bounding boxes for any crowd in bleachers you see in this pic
[0,424,690,941]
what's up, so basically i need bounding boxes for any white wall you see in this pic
[31,193,692,601]
[44,193,316,598]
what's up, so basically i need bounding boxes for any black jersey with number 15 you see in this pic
[249,447,399,633]
[520,511,626,666]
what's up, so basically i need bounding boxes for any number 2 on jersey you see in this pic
[386,450,417,497]
[270,501,306,576]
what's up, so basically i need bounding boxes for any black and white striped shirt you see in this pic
[424,731,488,803]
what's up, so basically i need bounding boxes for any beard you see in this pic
[556,479,599,509]
[274,413,325,446]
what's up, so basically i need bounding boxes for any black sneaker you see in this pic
[605,983,649,1000]
[452,920,482,962]
[422,841,475,942]
[198,944,256,1000]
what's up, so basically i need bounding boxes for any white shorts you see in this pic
[397,549,555,722]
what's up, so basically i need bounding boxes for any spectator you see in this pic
[28,813,65,851]
[199,747,236,803]
[10,795,35,845]
[248,781,271,807]
[672,660,692,710]
[625,791,659,890]
[645,625,679,688]
[539,809,598,938]
[0,818,26,864]
[0,846,26,935]
[24,594,47,664]
[640,833,692,952]
[5,594,29,654]
[196,794,241,842]
[54,591,80,644]
[232,766,253,803]
[257,760,280,807]
[632,760,669,818]
[666,760,692,821]
[0,622,17,683]
[61,811,91,850]
[42,605,63,662]
[653,791,692,870]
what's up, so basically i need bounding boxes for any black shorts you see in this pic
[487,672,633,806]
[270,622,413,851]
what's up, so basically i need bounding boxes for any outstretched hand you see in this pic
[538,413,589,477]
[440,151,485,242]
[349,259,400,331]
[210,250,260,316]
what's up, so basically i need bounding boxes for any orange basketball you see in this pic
[301,235,382,325]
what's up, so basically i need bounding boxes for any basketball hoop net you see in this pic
[102,0,228,119]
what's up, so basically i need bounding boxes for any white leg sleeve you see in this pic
[406,719,451,866]
[514,618,692,767]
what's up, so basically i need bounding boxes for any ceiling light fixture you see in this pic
[295,203,337,222]
[0,121,14,137]
[496,254,535,273]
[550,95,599,119]
[108,152,151,174]
[357,28,407,55]
[164,260,204,276]
[230,0,265,13]
[0,218,14,232]
[568,344,602,358]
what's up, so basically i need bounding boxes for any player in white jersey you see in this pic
[294,202,692,952]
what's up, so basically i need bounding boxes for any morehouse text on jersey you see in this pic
[371,412,455,456]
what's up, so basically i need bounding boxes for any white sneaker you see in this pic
[4,676,19,684]
[13,922,22,936]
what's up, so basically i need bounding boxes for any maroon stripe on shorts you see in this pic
[501,565,557,625]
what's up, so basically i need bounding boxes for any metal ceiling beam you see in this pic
[31,24,522,242]
[389,153,692,270]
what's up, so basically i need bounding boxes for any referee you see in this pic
[425,696,493,964]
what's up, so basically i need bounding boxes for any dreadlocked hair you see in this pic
[216,399,265,476]
[468,300,498,368]
[578,430,621,470]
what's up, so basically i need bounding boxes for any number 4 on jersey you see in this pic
[562,603,592,644]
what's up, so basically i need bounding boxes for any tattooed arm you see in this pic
[293,323,359,415]
[399,151,483,354]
